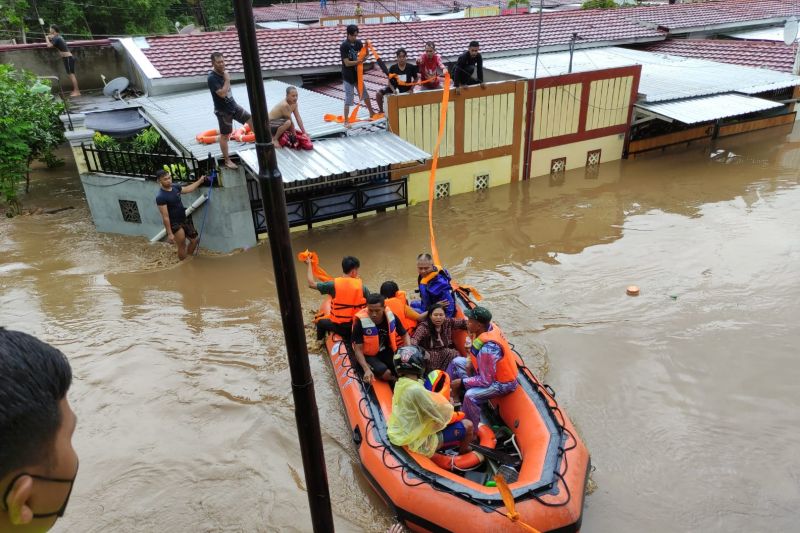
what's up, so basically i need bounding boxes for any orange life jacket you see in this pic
[330,277,366,324]
[468,323,518,383]
[355,307,398,356]
[385,290,416,334]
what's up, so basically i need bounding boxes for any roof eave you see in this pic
[665,17,791,36]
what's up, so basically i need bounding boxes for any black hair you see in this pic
[425,41,436,50]
[155,169,169,180]
[210,52,224,62]
[0,328,73,480]
[380,280,399,298]
[417,252,433,261]
[395,48,407,57]
[426,303,447,325]
[341,255,360,274]
[346,24,359,36]
[366,293,385,306]
[286,85,298,95]
[50,24,60,33]
[469,40,480,48]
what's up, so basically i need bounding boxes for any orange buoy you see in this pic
[627,285,640,296]
[195,129,219,144]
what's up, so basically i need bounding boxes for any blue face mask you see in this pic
[2,459,78,519]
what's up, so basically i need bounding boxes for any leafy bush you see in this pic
[507,0,530,7]
[582,0,617,8]
[163,163,188,180]
[0,64,65,215]
[93,132,120,150]
[132,127,161,153]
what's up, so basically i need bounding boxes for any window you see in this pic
[474,174,490,191]
[118,199,141,223]
[434,182,450,199]
[585,149,601,179]
[550,157,566,175]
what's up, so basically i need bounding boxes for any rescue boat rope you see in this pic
[426,71,451,267]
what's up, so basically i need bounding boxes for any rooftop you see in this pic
[253,0,507,22]
[137,9,665,80]
[483,46,800,102]
[640,39,798,74]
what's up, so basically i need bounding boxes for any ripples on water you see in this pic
[1,129,800,531]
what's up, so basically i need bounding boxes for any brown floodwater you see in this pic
[2,125,800,532]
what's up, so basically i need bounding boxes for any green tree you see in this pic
[0,64,64,216]
[582,0,617,8]
[0,0,30,42]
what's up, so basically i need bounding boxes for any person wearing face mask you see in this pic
[1,328,78,533]
[411,303,468,373]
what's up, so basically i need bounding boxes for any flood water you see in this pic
[2,124,800,532]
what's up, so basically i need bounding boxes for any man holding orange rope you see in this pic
[339,24,376,127]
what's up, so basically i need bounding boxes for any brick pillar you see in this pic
[61,113,95,175]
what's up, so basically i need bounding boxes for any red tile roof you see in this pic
[141,9,664,78]
[254,0,506,22]
[640,39,798,73]
[622,0,800,32]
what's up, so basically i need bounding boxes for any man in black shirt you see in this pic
[207,52,253,169]
[46,25,80,97]
[340,24,377,127]
[155,169,207,261]
[374,48,419,114]
[453,40,486,94]
[351,294,411,384]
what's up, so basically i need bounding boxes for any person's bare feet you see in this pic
[343,122,352,129]
[224,160,238,169]
[69,92,81,97]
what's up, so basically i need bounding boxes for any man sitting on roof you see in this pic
[414,253,456,318]
[307,255,369,342]
[450,306,518,430]
[417,42,445,91]
[374,48,419,115]
[351,294,411,384]
[268,86,310,148]
[387,345,474,457]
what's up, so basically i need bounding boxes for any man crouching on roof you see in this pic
[268,86,307,147]
[351,294,411,384]
[388,345,474,456]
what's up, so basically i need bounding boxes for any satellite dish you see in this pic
[179,24,196,35]
[102,77,130,99]
[784,18,798,45]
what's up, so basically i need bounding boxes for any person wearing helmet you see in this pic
[387,345,474,456]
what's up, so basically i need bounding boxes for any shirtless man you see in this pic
[268,86,307,145]
[46,25,80,97]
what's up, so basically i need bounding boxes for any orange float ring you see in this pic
[627,285,640,296]
[431,424,496,471]
[195,129,219,144]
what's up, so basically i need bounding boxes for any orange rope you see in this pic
[494,474,543,533]
[297,249,333,282]
[427,71,450,267]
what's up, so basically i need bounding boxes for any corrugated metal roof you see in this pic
[135,80,370,160]
[635,93,783,124]
[238,132,430,184]
[483,46,800,102]
[723,27,792,42]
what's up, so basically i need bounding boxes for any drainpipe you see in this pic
[793,43,800,76]
[231,2,334,532]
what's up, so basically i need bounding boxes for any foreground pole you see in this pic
[231,2,334,531]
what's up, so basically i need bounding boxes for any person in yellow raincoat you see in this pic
[387,346,473,456]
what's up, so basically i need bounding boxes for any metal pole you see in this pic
[231,2,335,532]
[568,32,577,74]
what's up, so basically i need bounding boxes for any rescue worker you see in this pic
[450,306,518,430]
[306,255,369,342]
[351,294,411,384]
[387,345,474,456]
[415,253,456,317]
[380,280,426,340]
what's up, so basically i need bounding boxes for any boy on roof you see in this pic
[374,48,419,114]
[453,40,486,93]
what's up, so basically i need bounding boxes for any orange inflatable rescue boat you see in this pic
[317,287,590,532]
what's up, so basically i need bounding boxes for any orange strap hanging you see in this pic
[297,249,333,282]
[427,71,451,267]
[494,474,543,533]
[388,73,446,87]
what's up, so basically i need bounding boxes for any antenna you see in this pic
[784,18,798,45]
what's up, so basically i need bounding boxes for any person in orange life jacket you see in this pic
[449,306,518,430]
[352,294,411,385]
[306,255,370,341]
[1,328,78,533]
[379,281,427,340]
[387,345,474,457]
[414,253,456,318]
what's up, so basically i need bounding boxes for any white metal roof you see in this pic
[483,46,800,102]
[238,132,430,184]
[635,93,784,124]
[722,27,793,42]
[135,79,370,159]
[256,21,310,30]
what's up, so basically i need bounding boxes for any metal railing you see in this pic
[81,143,200,181]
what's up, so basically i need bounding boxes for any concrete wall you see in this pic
[0,43,127,92]
[530,133,625,178]
[407,155,513,203]
[80,167,257,253]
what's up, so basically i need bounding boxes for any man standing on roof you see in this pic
[207,52,253,169]
[307,255,370,342]
[45,25,80,97]
[415,253,456,318]
[450,306,518,430]
[374,48,419,114]
[340,24,377,127]
[453,41,486,93]
[155,169,208,261]
[417,42,445,91]
[351,294,411,384]
[268,86,307,146]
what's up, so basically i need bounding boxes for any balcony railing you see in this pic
[81,143,201,181]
